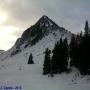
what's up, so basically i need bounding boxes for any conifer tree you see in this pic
[69,35,78,67]
[78,34,90,75]
[52,38,68,74]
[43,48,51,75]
[62,38,68,71]
[28,53,34,64]
[69,21,90,75]
[84,20,89,35]
[58,38,64,73]
[52,41,60,73]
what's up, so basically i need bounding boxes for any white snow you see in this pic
[0,30,90,90]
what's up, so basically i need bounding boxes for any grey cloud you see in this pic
[0,0,90,33]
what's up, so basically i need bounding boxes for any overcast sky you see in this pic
[0,0,90,50]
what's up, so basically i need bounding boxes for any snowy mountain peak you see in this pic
[35,15,58,28]
[14,15,66,49]
[0,15,73,59]
[41,15,49,19]
[9,15,73,56]
[39,15,50,22]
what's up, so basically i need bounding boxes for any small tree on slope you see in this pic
[28,53,34,64]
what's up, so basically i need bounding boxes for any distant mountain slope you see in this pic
[0,15,72,61]
[12,15,72,54]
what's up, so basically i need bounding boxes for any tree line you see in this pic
[43,20,90,76]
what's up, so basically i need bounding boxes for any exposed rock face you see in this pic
[16,15,71,49]
[9,15,72,56]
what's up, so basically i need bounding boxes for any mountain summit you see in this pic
[0,15,72,57]
[35,15,59,28]
[14,15,71,51]
[20,15,60,43]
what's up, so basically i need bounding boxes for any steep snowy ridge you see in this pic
[15,15,71,50]
[0,16,90,90]
[0,15,72,61]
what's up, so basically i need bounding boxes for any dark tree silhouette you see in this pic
[84,20,89,35]
[52,38,68,74]
[52,41,60,74]
[78,35,90,75]
[69,35,78,67]
[43,48,51,75]
[62,38,68,71]
[28,53,34,64]
[69,21,90,75]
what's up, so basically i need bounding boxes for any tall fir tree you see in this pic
[62,38,68,71]
[57,38,65,73]
[78,34,90,75]
[51,44,56,74]
[52,41,60,74]
[84,20,89,35]
[52,38,68,74]
[43,48,51,75]
[69,35,78,67]
[76,21,90,75]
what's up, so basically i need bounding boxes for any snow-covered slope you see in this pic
[0,16,90,90]
[0,15,72,61]
[0,32,90,90]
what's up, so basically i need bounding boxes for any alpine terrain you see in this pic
[0,15,90,90]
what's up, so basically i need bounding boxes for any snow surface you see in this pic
[0,30,90,90]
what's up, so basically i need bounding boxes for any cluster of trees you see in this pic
[43,38,69,76]
[70,20,90,75]
[43,20,90,76]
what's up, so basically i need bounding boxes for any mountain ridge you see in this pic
[15,15,72,50]
[0,15,73,60]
